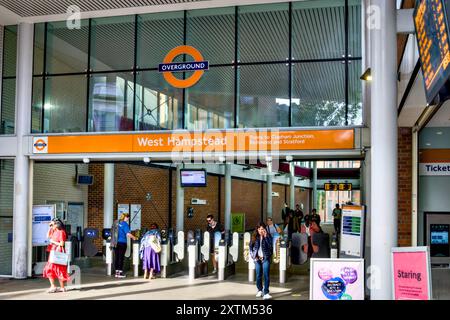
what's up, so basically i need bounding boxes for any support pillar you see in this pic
[370,0,397,300]
[13,23,33,279]
[103,164,114,233]
[312,161,318,210]
[289,162,295,210]
[224,164,232,230]
[176,164,184,232]
[266,162,273,219]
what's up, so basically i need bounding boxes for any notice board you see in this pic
[32,205,55,246]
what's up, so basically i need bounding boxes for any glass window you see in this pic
[238,4,289,63]
[46,20,89,74]
[0,159,14,275]
[186,7,235,65]
[349,0,362,58]
[44,75,87,133]
[32,77,43,133]
[137,12,184,69]
[90,16,135,71]
[135,70,183,130]
[348,60,363,125]
[33,23,45,76]
[292,0,345,60]
[1,79,16,134]
[89,73,134,132]
[292,61,346,127]
[3,26,17,77]
[186,66,234,130]
[238,64,289,128]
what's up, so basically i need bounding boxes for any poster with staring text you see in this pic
[310,258,365,300]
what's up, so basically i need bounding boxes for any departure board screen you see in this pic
[414,0,450,104]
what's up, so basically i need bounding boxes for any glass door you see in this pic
[0,160,14,276]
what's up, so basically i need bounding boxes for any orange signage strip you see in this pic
[42,129,354,154]
[420,149,450,163]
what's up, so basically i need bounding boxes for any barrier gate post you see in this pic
[218,239,226,281]
[188,238,197,281]
[132,240,139,277]
[160,238,169,278]
[66,240,72,274]
[105,239,112,276]
[279,239,288,284]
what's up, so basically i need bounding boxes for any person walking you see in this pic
[266,217,282,238]
[140,223,161,280]
[206,214,224,274]
[114,214,137,278]
[332,204,342,234]
[43,219,69,293]
[250,222,273,300]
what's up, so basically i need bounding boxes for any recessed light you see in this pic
[426,143,431,146]
[436,131,443,135]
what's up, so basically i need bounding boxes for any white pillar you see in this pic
[289,162,295,210]
[13,23,33,279]
[103,164,114,231]
[266,162,273,219]
[370,0,397,300]
[224,164,232,231]
[312,161,318,209]
[176,164,184,232]
[411,130,418,246]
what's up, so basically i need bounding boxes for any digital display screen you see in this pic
[77,175,94,185]
[430,224,449,257]
[414,0,450,104]
[180,169,207,187]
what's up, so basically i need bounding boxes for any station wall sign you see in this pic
[419,149,450,175]
[31,129,354,155]
[324,183,352,191]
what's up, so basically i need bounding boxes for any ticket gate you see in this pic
[161,228,185,278]
[187,229,210,281]
[217,230,239,281]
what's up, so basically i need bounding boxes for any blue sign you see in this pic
[158,61,209,73]
[34,215,52,222]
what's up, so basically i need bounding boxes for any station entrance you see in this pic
[29,157,365,289]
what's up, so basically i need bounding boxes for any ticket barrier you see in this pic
[132,239,140,277]
[243,232,255,282]
[217,231,239,281]
[161,228,185,278]
[188,230,210,281]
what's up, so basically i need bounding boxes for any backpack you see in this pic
[110,220,119,249]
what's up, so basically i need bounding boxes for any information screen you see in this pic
[430,224,449,257]
[180,169,207,187]
[414,0,450,104]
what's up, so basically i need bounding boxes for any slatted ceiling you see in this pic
[239,8,289,62]
[293,5,345,60]
[349,4,362,57]
[0,0,206,17]
[186,13,235,65]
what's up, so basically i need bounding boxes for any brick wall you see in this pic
[398,127,412,246]
[88,164,105,250]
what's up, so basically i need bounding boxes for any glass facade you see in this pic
[1,26,17,135]
[0,159,14,275]
[30,1,362,134]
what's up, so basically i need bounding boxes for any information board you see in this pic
[32,205,55,246]
[66,202,84,234]
[130,204,142,231]
[310,258,365,300]
[117,204,130,220]
[391,247,432,300]
[414,0,450,104]
[340,205,365,258]
[231,213,245,233]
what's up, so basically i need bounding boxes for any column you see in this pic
[289,162,295,210]
[312,161,318,210]
[370,0,397,300]
[266,162,273,219]
[224,164,232,231]
[13,23,33,279]
[176,164,184,232]
[103,164,114,232]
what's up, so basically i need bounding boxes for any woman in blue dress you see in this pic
[140,223,161,280]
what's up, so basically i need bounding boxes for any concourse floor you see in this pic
[0,267,310,300]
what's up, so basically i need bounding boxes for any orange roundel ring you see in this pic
[34,139,47,151]
[162,45,205,88]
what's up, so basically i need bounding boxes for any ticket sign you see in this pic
[324,183,338,191]
[338,183,352,191]
[391,247,432,300]
[310,258,365,300]
[324,183,352,191]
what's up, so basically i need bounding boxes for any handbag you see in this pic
[149,235,161,253]
[49,248,69,266]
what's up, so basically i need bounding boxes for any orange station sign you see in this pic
[32,129,354,154]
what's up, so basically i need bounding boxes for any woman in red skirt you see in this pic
[43,219,69,293]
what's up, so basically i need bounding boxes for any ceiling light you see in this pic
[360,68,372,81]
[83,158,90,164]
[436,131,443,135]
[143,157,150,163]
[426,143,431,146]
[286,155,293,162]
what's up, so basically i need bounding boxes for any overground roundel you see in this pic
[159,45,209,88]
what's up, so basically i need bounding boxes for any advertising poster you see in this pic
[391,247,432,300]
[32,205,55,246]
[117,204,130,220]
[340,205,365,258]
[231,213,245,233]
[310,258,365,300]
[130,204,142,231]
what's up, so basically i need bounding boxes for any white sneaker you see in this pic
[256,291,263,298]
[263,293,272,300]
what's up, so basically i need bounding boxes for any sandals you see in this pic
[57,287,68,293]
[46,287,58,293]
